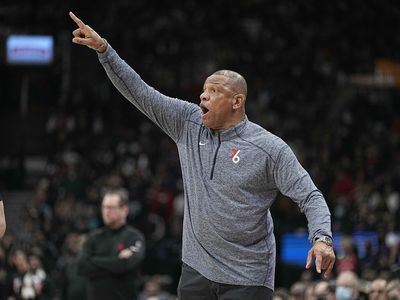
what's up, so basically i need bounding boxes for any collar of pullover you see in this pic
[211,115,248,141]
[106,223,127,233]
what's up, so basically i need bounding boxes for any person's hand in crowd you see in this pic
[69,11,108,53]
[118,248,133,259]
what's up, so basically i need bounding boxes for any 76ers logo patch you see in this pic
[230,148,241,164]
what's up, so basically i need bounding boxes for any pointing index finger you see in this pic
[69,11,85,28]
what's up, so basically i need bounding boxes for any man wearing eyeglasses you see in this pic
[77,188,145,300]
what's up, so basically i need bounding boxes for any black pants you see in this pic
[177,263,273,300]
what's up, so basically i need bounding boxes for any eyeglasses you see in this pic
[370,289,385,294]
[101,205,123,210]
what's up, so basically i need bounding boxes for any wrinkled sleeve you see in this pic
[273,144,332,242]
[98,45,198,142]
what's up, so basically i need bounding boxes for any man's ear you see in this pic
[233,94,245,110]
[122,205,129,216]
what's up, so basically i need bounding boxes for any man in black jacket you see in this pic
[77,188,145,300]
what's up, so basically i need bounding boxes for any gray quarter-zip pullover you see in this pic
[98,45,332,290]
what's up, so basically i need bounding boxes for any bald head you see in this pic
[200,70,247,129]
[212,70,247,100]
[337,271,359,287]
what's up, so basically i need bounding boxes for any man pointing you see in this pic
[69,11,335,300]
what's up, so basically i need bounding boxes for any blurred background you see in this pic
[0,0,400,299]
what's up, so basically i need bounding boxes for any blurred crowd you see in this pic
[1,0,400,299]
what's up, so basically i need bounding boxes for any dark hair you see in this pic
[102,188,129,206]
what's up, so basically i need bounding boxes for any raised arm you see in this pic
[69,12,198,142]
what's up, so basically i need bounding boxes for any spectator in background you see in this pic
[289,281,307,300]
[385,221,400,266]
[0,244,9,299]
[138,275,173,300]
[313,281,336,300]
[385,279,400,300]
[0,196,6,298]
[77,188,145,300]
[57,232,87,300]
[336,235,358,275]
[368,278,387,300]
[335,271,360,300]
[359,240,378,274]
[27,254,47,298]
[273,288,289,300]
[0,195,6,238]
[10,250,44,300]
[304,281,316,300]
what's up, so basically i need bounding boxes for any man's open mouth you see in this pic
[200,105,209,115]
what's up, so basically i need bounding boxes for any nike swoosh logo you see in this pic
[199,141,207,145]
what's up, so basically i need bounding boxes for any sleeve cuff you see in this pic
[97,43,114,63]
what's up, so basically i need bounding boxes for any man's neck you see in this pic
[107,222,126,231]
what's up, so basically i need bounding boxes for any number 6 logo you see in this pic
[230,148,241,164]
